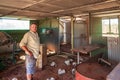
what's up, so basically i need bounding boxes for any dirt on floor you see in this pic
[0,54,116,80]
[0,55,76,80]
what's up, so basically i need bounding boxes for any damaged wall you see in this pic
[91,16,120,62]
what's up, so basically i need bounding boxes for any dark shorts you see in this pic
[26,55,36,74]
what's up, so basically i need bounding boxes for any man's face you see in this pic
[30,24,37,33]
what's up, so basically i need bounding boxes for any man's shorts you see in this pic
[26,55,36,74]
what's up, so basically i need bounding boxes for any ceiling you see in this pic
[0,0,120,20]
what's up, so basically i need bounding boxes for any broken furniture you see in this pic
[71,44,101,64]
[98,58,112,66]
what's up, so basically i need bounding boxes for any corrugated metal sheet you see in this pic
[107,37,120,62]
[73,22,87,48]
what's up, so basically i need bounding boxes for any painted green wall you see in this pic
[0,30,28,42]
[91,17,108,57]
[39,18,59,28]
[38,18,59,44]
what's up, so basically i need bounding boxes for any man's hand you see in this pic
[26,50,33,56]
[20,46,33,56]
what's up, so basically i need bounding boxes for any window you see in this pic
[102,18,119,37]
[0,19,30,30]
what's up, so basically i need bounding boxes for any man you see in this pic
[19,23,40,80]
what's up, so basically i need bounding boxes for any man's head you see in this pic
[30,24,37,33]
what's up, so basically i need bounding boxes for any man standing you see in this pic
[19,23,40,80]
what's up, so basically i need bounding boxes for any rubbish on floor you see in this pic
[69,59,73,62]
[71,68,76,75]
[50,61,56,67]
[58,68,66,75]
[72,62,77,66]
[46,77,55,80]
[64,59,73,66]
[64,60,70,65]
[0,55,76,80]
[79,56,84,61]
[12,77,18,80]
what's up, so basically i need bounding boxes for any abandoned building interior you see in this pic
[0,0,120,80]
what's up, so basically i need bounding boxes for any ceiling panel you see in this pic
[0,9,14,14]
[0,0,119,19]
[40,0,107,9]
[53,1,120,14]
[25,3,63,12]
[0,0,37,9]
[42,0,79,9]
[12,10,61,19]
[13,10,43,17]
[0,6,16,17]
[87,1,120,12]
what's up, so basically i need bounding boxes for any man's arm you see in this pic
[19,32,33,56]
[21,46,33,56]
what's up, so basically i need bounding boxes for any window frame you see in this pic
[102,17,119,37]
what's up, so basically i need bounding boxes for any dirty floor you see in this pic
[0,55,76,80]
[0,54,115,80]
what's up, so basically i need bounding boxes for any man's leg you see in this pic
[26,56,36,80]
[27,74,32,80]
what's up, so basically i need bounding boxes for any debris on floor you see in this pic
[0,55,75,80]
[58,68,66,75]
[1,53,114,80]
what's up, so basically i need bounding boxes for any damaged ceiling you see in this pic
[0,0,120,19]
